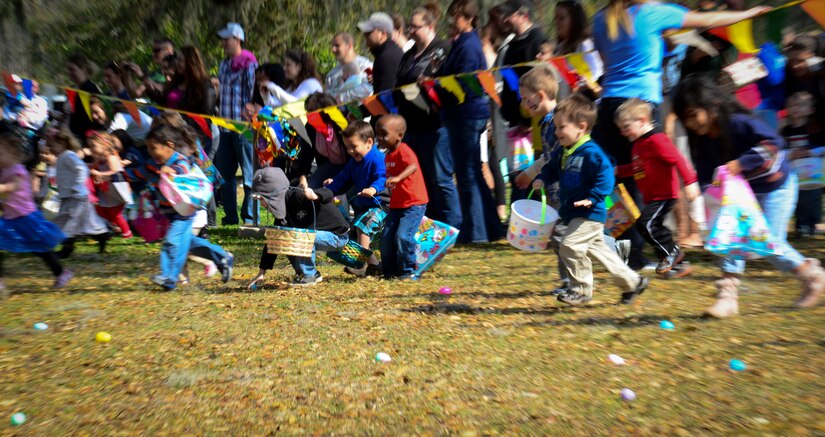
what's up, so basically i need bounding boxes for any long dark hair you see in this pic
[672,74,750,163]
[284,49,321,90]
[555,0,589,55]
[447,0,479,29]
[179,46,210,112]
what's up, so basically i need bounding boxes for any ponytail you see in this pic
[606,0,647,41]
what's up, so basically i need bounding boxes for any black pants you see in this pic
[0,252,63,277]
[636,199,678,259]
[259,244,278,271]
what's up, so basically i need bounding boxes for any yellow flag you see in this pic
[79,91,92,120]
[322,107,349,131]
[211,117,236,132]
[567,53,593,82]
[727,20,759,54]
[438,76,465,105]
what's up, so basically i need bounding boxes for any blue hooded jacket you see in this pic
[537,138,614,224]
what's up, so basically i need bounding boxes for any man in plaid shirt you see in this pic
[216,22,258,225]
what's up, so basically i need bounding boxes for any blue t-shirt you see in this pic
[593,3,688,104]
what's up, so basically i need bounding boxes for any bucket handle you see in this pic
[526,187,548,225]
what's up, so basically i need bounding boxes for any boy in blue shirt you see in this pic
[323,121,387,276]
[532,94,649,306]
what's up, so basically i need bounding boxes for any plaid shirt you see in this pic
[218,58,257,125]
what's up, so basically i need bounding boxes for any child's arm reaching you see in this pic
[90,155,125,180]
[579,153,614,209]
[0,176,20,194]
[532,149,563,191]
[386,163,417,190]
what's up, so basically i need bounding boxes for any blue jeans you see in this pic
[189,235,229,266]
[444,116,503,243]
[215,131,254,225]
[722,173,806,274]
[288,231,350,278]
[161,216,194,287]
[405,128,462,229]
[381,204,427,278]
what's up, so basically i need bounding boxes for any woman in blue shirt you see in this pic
[439,0,502,243]
[591,0,769,269]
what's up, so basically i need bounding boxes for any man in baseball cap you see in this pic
[357,12,403,92]
[217,22,245,41]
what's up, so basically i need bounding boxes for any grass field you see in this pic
[1,227,823,435]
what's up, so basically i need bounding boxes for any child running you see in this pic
[47,128,111,258]
[0,131,72,298]
[673,75,825,315]
[88,131,133,238]
[532,94,649,306]
[123,125,233,291]
[376,114,428,280]
[323,121,387,277]
[614,98,699,277]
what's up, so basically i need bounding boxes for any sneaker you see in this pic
[619,277,649,305]
[150,274,176,291]
[290,272,323,286]
[663,261,694,279]
[220,253,234,283]
[706,277,740,318]
[615,240,631,265]
[656,248,685,274]
[557,291,592,306]
[203,262,219,278]
[53,269,74,289]
[550,282,569,296]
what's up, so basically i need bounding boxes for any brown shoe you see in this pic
[795,258,825,308]
[705,277,740,318]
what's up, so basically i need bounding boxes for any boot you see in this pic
[795,258,825,308]
[705,277,740,318]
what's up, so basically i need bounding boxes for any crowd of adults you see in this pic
[17,0,824,264]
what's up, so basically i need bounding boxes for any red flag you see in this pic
[188,114,211,138]
[123,101,142,127]
[420,80,442,107]
[306,111,329,133]
[2,72,17,93]
[65,89,77,112]
[550,58,578,88]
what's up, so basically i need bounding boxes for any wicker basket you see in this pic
[327,239,373,269]
[265,226,316,257]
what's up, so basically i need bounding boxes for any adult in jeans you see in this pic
[215,22,258,225]
[440,0,502,243]
[591,0,769,269]
[358,12,404,93]
[394,3,461,228]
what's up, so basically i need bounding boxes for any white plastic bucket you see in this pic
[507,190,559,252]
[793,157,825,190]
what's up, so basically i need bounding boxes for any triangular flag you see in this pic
[377,92,398,114]
[2,72,15,93]
[477,71,501,107]
[78,91,92,119]
[288,118,312,144]
[458,74,485,97]
[188,114,211,138]
[345,103,364,120]
[727,20,759,54]
[437,76,466,104]
[567,54,594,83]
[420,80,442,107]
[145,106,161,117]
[122,101,142,127]
[802,0,825,28]
[322,106,349,130]
[499,68,521,100]
[211,117,232,130]
[400,84,430,112]
[21,79,33,99]
[306,111,329,133]
[232,122,249,135]
[65,89,77,112]
[550,58,578,88]
[363,95,388,116]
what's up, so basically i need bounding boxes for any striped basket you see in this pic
[265,226,316,257]
[327,239,373,269]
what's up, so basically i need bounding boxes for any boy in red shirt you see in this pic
[377,114,428,279]
[615,99,700,277]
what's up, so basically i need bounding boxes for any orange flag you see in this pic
[122,101,142,127]
[477,71,501,107]
[362,95,388,116]
[802,0,825,27]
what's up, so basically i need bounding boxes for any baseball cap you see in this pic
[357,12,394,34]
[252,167,289,219]
[499,0,535,18]
[218,22,245,41]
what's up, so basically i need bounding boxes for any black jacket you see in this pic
[281,187,349,236]
[395,39,451,133]
[371,40,404,93]
[500,26,548,127]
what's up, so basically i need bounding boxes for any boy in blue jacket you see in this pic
[323,121,387,276]
[532,94,649,306]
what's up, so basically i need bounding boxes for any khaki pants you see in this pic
[560,218,640,298]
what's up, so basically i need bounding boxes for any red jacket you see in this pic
[615,132,698,203]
